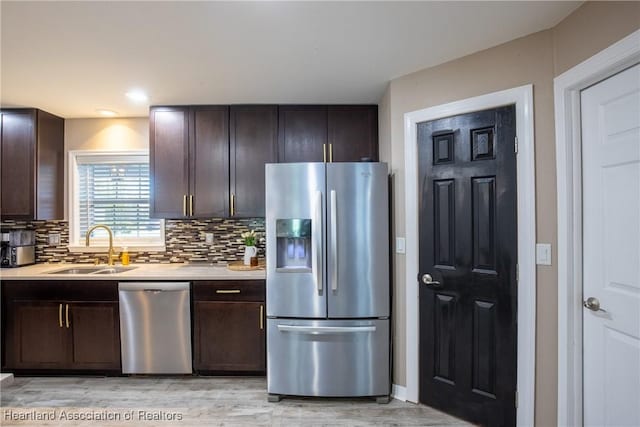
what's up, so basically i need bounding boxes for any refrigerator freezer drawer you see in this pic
[267,318,390,397]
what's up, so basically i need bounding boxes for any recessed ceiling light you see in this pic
[96,109,118,117]
[126,90,149,103]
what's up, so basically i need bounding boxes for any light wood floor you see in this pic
[0,377,471,426]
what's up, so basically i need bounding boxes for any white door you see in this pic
[581,63,640,427]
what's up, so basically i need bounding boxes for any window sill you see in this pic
[68,245,166,253]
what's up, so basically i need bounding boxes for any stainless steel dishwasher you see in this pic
[118,282,192,374]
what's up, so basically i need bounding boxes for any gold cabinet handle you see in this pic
[65,304,70,328]
[260,304,264,330]
[58,303,63,328]
[216,289,241,294]
[329,143,333,163]
[189,194,194,216]
[323,143,327,163]
[183,195,187,216]
[230,193,235,216]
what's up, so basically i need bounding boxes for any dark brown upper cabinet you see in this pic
[229,105,278,218]
[192,106,230,217]
[150,106,229,218]
[151,105,277,219]
[0,109,64,220]
[278,105,378,163]
[278,105,327,163]
[328,105,378,162]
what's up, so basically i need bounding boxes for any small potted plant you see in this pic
[241,230,259,265]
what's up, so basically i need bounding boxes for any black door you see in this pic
[418,106,517,426]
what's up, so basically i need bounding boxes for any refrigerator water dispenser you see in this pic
[275,219,312,272]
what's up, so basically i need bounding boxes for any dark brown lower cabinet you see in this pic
[193,280,265,374]
[68,302,120,370]
[2,281,121,373]
[10,301,69,369]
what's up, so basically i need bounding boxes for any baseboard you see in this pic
[391,384,407,401]
[0,373,15,388]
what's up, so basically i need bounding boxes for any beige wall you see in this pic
[381,2,638,426]
[63,117,148,218]
[553,1,640,76]
[65,117,148,152]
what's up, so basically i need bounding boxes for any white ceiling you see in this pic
[1,1,581,118]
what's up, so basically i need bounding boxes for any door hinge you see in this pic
[514,136,519,154]
[516,263,519,283]
[515,390,519,408]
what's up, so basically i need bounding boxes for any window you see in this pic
[69,151,164,250]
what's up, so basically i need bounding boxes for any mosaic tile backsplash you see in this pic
[0,218,265,264]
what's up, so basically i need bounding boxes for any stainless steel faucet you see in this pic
[85,224,115,266]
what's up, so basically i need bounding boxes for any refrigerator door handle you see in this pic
[277,325,376,334]
[330,190,338,291]
[312,190,323,293]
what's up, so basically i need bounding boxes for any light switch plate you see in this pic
[396,237,406,254]
[536,243,552,266]
[48,233,61,246]
[204,233,214,244]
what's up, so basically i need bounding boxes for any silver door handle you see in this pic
[330,190,338,292]
[312,190,323,293]
[422,273,441,286]
[583,297,607,313]
[277,325,376,334]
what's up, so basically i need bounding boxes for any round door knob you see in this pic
[583,297,606,313]
[421,274,441,286]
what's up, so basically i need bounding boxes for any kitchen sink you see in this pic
[48,267,105,274]
[48,266,137,275]
[93,266,138,274]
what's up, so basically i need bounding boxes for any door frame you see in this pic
[554,29,640,427]
[403,85,537,426]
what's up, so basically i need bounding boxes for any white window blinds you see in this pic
[75,154,162,242]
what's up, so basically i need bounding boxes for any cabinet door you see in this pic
[150,107,190,218]
[35,110,64,220]
[328,106,378,162]
[68,302,121,370]
[191,106,229,217]
[230,105,277,217]
[1,110,36,219]
[278,106,327,163]
[194,301,265,372]
[5,301,69,369]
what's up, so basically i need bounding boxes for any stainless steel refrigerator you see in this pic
[265,162,390,402]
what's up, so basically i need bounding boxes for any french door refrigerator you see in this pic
[265,162,390,402]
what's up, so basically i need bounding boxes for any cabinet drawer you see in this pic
[2,281,118,301]
[193,280,265,301]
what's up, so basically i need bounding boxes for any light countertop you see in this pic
[0,262,265,281]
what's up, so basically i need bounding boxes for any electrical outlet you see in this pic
[48,233,61,246]
[205,233,214,244]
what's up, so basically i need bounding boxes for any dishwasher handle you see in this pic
[118,282,190,292]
